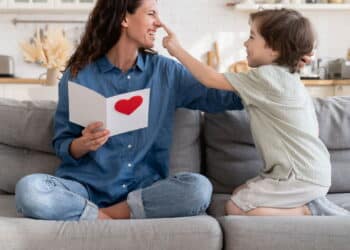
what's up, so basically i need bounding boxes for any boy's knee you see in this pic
[225,200,244,215]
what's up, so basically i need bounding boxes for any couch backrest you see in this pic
[204,96,350,194]
[0,98,202,194]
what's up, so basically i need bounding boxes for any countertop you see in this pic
[0,78,350,86]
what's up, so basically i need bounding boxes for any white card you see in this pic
[68,81,150,136]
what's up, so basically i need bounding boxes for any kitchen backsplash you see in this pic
[0,0,349,78]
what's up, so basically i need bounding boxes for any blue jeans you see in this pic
[15,172,212,221]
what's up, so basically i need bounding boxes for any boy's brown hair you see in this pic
[250,8,315,73]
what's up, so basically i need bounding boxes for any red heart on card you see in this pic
[114,96,143,115]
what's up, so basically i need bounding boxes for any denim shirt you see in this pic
[53,52,243,207]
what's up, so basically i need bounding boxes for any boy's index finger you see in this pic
[161,22,173,36]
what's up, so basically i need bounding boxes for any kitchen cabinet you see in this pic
[334,85,350,96]
[0,0,95,12]
[54,0,95,9]
[0,84,58,101]
[306,85,335,98]
[0,78,57,101]
[0,0,7,7]
[303,79,350,97]
[231,3,350,11]
[8,0,54,8]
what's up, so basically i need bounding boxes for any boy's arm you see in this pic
[162,23,235,92]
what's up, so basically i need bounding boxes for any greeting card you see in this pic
[68,81,150,136]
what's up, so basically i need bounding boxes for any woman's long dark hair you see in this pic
[66,0,143,77]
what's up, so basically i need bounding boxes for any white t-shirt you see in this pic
[224,65,331,187]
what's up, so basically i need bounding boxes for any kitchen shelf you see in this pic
[1,78,349,86]
[0,78,47,84]
[232,3,350,11]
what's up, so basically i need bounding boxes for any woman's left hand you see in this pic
[298,52,314,69]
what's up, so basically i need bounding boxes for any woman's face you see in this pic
[123,0,161,49]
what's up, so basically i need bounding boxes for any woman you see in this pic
[14,0,243,220]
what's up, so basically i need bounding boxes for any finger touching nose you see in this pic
[160,22,173,36]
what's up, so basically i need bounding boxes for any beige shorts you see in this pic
[230,172,329,212]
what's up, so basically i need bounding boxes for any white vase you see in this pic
[46,68,60,86]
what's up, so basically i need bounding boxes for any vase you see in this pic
[46,67,60,86]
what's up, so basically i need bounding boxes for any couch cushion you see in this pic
[0,195,20,217]
[169,108,202,175]
[314,96,350,149]
[218,215,350,250]
[0,98,56,154]
[204,96,350,194]
[0,214,222,250]
[0,144,60,193]
[0,98,201,193]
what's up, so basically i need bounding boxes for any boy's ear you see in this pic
[271,49,280,59]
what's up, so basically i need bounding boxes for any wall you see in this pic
[0,0,349,78]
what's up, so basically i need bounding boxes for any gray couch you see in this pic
[0,96,349,250]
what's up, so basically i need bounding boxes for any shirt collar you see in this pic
[97,53,145,73]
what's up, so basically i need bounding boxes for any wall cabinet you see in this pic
[8,0,54,8]
[54,0,95,9]
[1,0,96,11]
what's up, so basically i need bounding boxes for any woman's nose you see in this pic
[154,14,161,27]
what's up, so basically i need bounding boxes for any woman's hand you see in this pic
[161,23,183,57]
[69,122,110,159]
[297,52,314,69]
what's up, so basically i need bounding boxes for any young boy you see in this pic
[162,8,350,216]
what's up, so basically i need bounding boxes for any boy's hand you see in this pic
[161,23,182,57]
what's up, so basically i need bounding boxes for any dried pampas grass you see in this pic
[20,26,73,70]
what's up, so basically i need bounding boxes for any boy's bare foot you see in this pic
[303,205,312,215]
[98,209,112,219]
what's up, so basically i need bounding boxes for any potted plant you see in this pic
[20,26,72,85]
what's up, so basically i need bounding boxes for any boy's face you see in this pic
[244,20,279,68]
[122,0,161,49]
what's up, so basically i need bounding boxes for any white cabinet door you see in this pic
[54,0,95,9]
[334,85,350,96]
[0,0,7,7]
[306,86,335,98]
[0,84,58,101]
[8,0,54,8]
